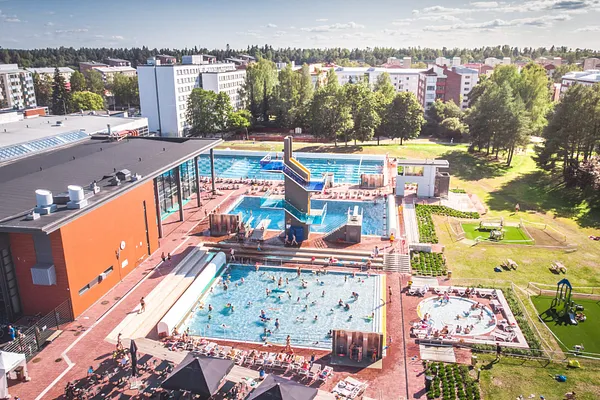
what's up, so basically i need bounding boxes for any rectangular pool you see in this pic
[228,196,386,236]
[198,151,384,185]
[181,265,383,349]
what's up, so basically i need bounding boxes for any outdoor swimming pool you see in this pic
[227,196,386,236]
[181,265,383,349]
[417,296,496,336]
[198,152,384,185]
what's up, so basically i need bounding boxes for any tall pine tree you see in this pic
[51,68,71,115]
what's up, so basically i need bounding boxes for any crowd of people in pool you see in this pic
[190,265,377,345]
[416,299,495,337]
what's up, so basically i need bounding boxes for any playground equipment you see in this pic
[550,278,581,325]
[479,218,503,231]
[489,229,505,241]
[549,261,568,274]
[500,259,518,270]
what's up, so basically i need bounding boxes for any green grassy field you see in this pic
[531,296,600,354]
[461,223,532,243]
[478,354,600,400]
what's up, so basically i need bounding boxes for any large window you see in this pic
[157,169,179,217]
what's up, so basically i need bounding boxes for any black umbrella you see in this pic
[161,354,234,397]
[130,339,138,377]
[245,375,318,400]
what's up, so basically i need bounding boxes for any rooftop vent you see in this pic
[34,189,57,215]
[67,185,88,209]
[116,169,131,181]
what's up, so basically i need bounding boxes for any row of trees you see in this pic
[185,89,250,136]
[3,44,598,70]
[33,68,138,114]
[241,59,424,145]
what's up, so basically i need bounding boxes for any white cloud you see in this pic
[54,28,89,34]
[266,23,277,28]
[383,29,417,37]
[392,21,411,26]
[315,18,328,22]
[44,22,54,26]
[423,14,572,32]
[412,9,420,14]
[44,11,55,15]
[308,34,329,41]
[273,30,286,37]
[470,1,498,7]
[418,15,462,22]
[575,25,600,31]
[111,35,124,40]
[5,17,20,22]
[301,21,365,32]
[94,34,104,38]
[340,32,376,40]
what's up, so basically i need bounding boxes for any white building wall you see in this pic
[395,165,438,197]
[0,65,36,110]
[367,69,423,96]
[459,71,479,110]
[201,70,246,110]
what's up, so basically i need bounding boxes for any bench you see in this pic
[44,329,63,344]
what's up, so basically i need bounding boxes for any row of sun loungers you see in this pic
[408,285,498,299]
[332,377,368,399]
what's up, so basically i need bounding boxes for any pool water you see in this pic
[198,153,384,185]
[181,265,383,349]
[417,296,496,336]
[228,196,386,236]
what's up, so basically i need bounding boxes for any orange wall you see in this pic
[59,180,159,317]
[10,232,70,315]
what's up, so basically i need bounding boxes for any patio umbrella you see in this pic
[130,339,138,377]
[161,354,234,397]
[245,375,318,400]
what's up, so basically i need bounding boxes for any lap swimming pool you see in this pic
[180,265,384,349]
[198,151,385,185]
[227,196,386,236]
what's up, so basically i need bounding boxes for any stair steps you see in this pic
[383,253,411,273]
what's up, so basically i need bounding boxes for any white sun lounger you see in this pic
[493,330,515,342]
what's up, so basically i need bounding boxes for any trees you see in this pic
[379,92,424,145]
[372,73,395,145]
[308,69,352,145]
[86,70,105,96]
[517,63,551,134]
[270,64,299,129]
[51,68,71,115]
[295,63,314,128]
[466,82,529,166]
[70,71,87,92]
[185,88,232,137]
[425,99,466,141]
[32,72,52,107]
[373,72,395,103]
[228,109,251,134]
[72,91,105,111]
[343,81,380,144]
[111,74,139,108]
[241,58,277,124]
[536,84,600,179]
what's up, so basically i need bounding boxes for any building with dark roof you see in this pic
[0,133,221,320]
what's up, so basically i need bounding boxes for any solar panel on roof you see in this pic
[0,145,31,161]
[58,130,89,142]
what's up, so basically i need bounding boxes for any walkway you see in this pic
[403,199,420,245]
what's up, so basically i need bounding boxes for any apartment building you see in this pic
[79,61,108,73]
[583,58,600,71]
[536,57,562,66]
[367,67,424,94]
[560,70,600,96]
[335,67,369,84]
[138,57,240,137]
[26,67,75,91]
[417,65,479,110]
[385,57,412,68]
[106,58,132,67]
[200,70,246,110]
[182,55,217,65]
[0,64,37,110]
[434,57,461,67]
[484,57,511,67]
[92,66,137,83]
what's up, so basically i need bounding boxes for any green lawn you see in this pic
[478,354,600,400]
[461,223,532,243]
[531,296,600,354]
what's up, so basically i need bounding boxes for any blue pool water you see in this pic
[228,196,386,236]
[181,265,382,349]
[417,297,496,336]
[198,153,384,185]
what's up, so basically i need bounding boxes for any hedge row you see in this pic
[412,251,447,276]
[415,205,479,244]
[426,362,481,400]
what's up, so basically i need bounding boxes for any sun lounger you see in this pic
[200,342,216,356]
[291,356,304,371]
[456,287,466,296]
[408,286,423,296]
[492,330,515,342]
[317,366,333,382]
[308,363,322,381]
[264,352,277,368]
[254,352,269,366]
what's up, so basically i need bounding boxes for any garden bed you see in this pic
[426,362,481,400]
[412,251,447,276]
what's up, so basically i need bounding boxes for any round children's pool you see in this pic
[417,296,497,336]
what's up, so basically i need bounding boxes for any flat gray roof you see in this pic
[0,137,221,233]
[395,159,449,167]
[0,114,147,149]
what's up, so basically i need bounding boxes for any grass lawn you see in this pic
[478,354,600,400]
[531,296,600,354]
[461,223,533,243]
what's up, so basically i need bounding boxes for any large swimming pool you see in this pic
[198,152,384,185]
[417,297,497,336]
[181,265,383,349]
[227,196,386,236]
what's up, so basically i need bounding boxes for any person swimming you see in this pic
[247,301,252,306]
[338,299,344,306]
[344,303,350,311]
[314,315,318,320]
[208,304,213,312]
[322,290,326,297]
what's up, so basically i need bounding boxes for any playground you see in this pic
[532,279,600,354]
[460,222,533,243]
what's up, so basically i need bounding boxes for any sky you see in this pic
[1,0,599,50]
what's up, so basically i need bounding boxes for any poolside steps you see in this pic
[383,253,411,273]
[107,247,211,341]
[203,242,385,269]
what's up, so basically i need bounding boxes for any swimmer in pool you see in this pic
[322,290,326,297]
[241,277,245,284]
[266,288,270,296]
[344,275,348,282]
[311,301,317,306]
[226,303,231,308]
[305,292,311,299]
[231,305,235,312]
[344,303,350,311]
[348,315,353,320]
[338,299,344,306]
[286,278,289,285]
[278,277,283,287]
[275,319,280,329]
[208,304,213,312]
[297,297,301,302]
[304,305,309,310]
[210,287,214,293]
[287,291,292,298]
[208,314,212,320]
[314,315,318,320]
[247,301,252,306]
